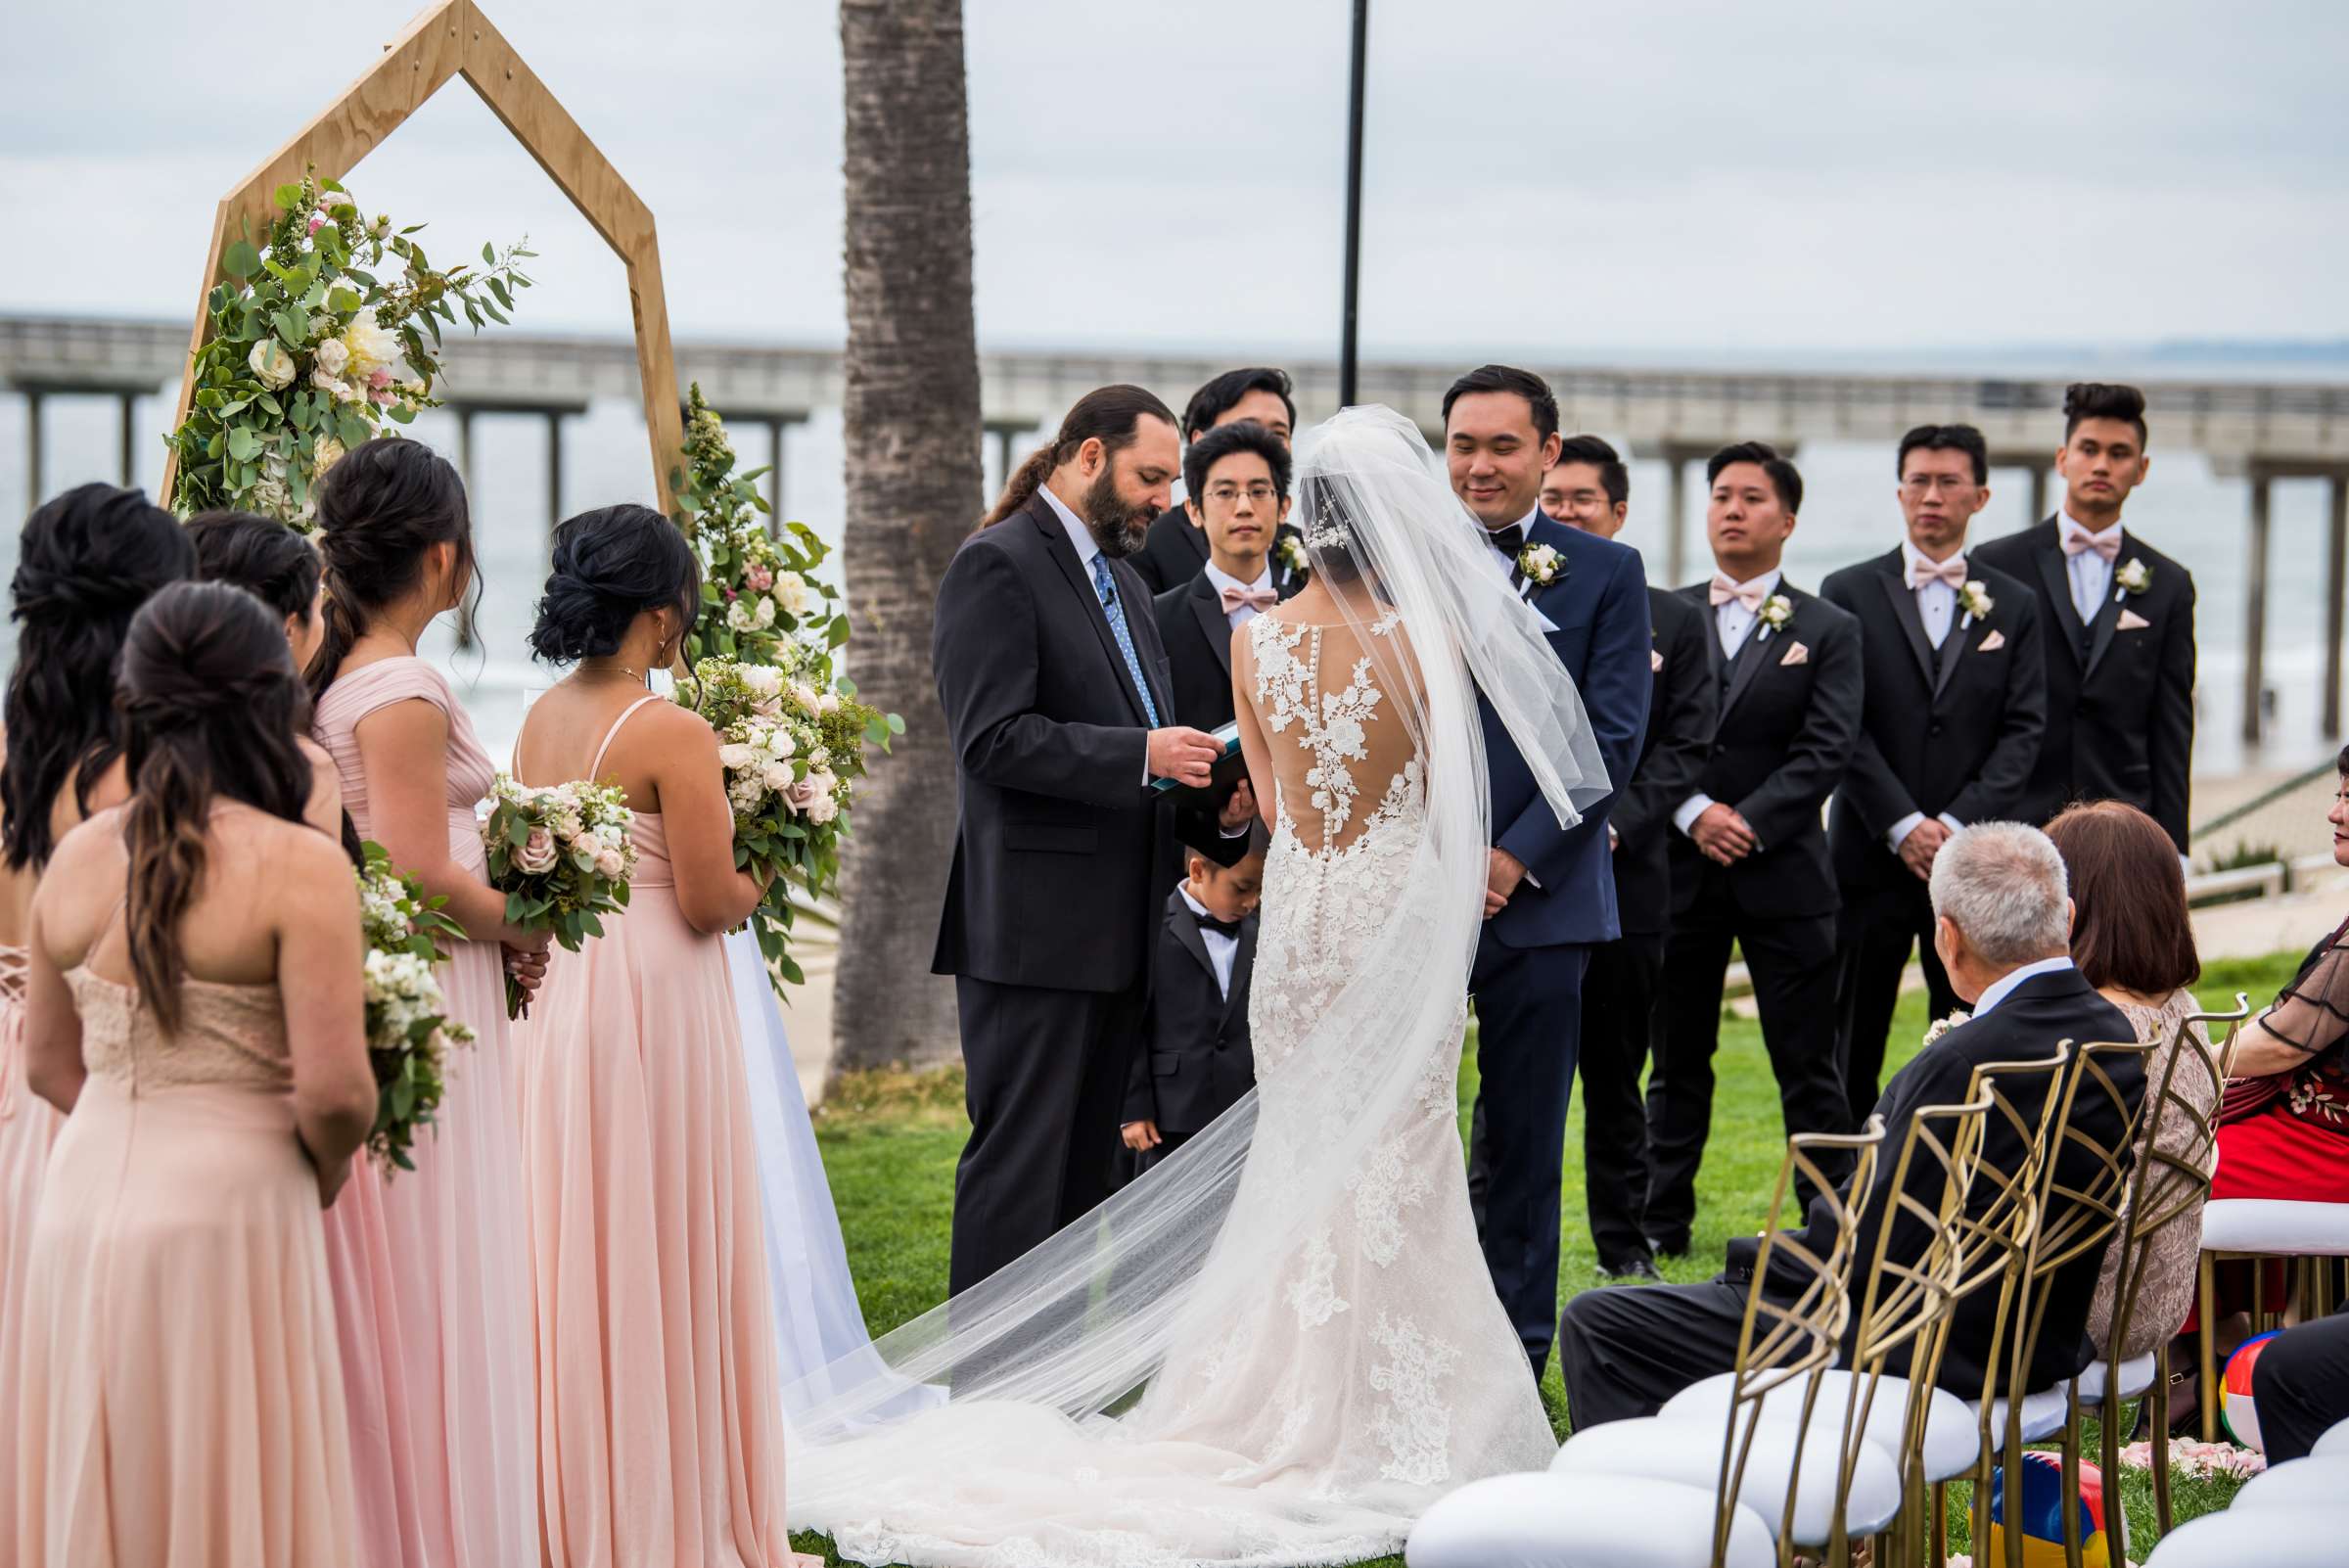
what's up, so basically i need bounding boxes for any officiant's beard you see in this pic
[1082,468,1152,559]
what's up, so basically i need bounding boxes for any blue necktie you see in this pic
[1091,553,1161,727]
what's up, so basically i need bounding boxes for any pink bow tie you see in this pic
[1909,554,1967,590]
[2062,528,2120,563]
[1220,584,1278,615]
[1709,575,1766,613]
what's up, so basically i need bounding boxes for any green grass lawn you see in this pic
[790,950,2303,1567]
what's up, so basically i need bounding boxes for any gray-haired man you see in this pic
[1556,823,2143,1428]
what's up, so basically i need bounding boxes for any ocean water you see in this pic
[2,381,2340,776]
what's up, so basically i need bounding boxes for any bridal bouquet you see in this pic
[481,774,636,1018]
[677,656,890,983]
[355,843,474,1175]
[166,168,535,528]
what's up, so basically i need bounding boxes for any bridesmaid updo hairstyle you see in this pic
[187,509,323,623]
[528,503,700,666]
[3,483,197,872]
[116,582,316,1032]
[308,438,477,701]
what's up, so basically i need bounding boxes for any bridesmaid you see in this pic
[16,580,373,1566]
[512,503,798,1565]
[0,484,195,1536]
[306,439,543,1568]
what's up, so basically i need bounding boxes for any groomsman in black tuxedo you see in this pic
[1820,424,2048,1126]
[1524,436,1717,1281]
[1446,368,1652,1377]
[1131,368,1309,595]
[1970,382,2196,853]
[1646,443,1863,1252]
[933,386,1252,1296]
[1152,420,1300,733]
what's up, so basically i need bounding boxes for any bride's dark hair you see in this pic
[528,504,701,665]
[117,581,315,1032]
[4,484,197,872]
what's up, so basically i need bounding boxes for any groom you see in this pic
[932,385,1251,1297]
[1447,365,1652,1380]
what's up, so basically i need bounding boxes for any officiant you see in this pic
[931,385,1253,1298]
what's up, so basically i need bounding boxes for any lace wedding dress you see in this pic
[786,408,1608,1567]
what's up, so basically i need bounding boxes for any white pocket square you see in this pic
[1978,629,2005,653]
[1651,647,1665,672]
[1778,641,1810,667]
[2117,609,2151,631]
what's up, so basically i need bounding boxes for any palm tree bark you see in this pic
[830,0,980,1076]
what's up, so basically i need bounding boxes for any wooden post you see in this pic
[546,408,564,534]
[157,0,683,518]
[2244,470,2272,749]
[2326,472,2349,740]
[452,403,477,650]
[766,414,787,524]
[1664,452,1688,588]
[118,391,139,486]
[2027,465,2049,525]
[23,389,41,510]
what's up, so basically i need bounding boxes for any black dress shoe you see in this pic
[1598,1257,1664,1283]
[1646,1233,1690,1260]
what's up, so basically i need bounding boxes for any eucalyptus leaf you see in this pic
[220,240,263,279]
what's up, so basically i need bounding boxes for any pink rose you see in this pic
[593,846,624,881]
[745,564,774,591]
[516,827,557,874]
[368,366,394,389]
[783,775,824,815]
[307,212,327,237]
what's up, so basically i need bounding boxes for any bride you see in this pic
[787,406,1611,1566]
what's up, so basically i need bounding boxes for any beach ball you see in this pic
[1986,1450,2111,1567]
[2224,1329,2284,1452]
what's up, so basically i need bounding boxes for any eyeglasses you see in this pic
[1902,476,1977,495]
[1204,483,1279,504]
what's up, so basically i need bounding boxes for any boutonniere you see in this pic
[1277,533,1311,581]
[1921,1009,1971,1047]
[1757,593,1794,634]
[1958,579,1995,622]
[1516,542,1564,589]
[2116,557,2151,596]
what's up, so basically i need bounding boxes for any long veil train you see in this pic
[784,407,1610,1566]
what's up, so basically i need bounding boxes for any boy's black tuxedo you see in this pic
[1123,889,1258,1164]
[1821,548,2048,1123]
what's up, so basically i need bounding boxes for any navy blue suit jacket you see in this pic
[1477,514,1651,949]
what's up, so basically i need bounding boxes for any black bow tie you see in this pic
[1487,523,1526,558]
[1194,911,1243,940]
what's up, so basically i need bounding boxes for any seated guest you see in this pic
[2044,802,2215,1367]
[1131,367,1302,594]
[1557,822,2142,1428]
[2253,1302,2349,1462]
[1121,826,1268,1172]
[1152,419,1297,733]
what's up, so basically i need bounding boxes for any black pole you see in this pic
[1338,0,1368,408]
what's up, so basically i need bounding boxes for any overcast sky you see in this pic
[5,1,2345,361]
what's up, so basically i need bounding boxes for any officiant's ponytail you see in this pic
[981,384,1176,529]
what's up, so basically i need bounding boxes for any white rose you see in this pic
[774,571,812,617]
[760,761,795,793]
[314,338,350,377]
[716,742,757,771]
[725,600,755,632]
[817,691,842,715]
[593,846,625,881]
[805,773,841,825]
[249,339,297,390]
[791,683,821,714]
[571,830,604,860]
[311,434,346,479]
[766,727,796,760]
[741,665,784,697]
[341,317,400,380]
[753,595,777,628]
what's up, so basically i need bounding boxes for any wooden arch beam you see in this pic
[159,0,682,514]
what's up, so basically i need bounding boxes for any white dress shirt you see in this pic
[1178,886,1240,1000]
[1884,543,1969,853]
[1203,560,1275,630]
[1968,955,2076,1021]
[1674,567,1783,841]
[2059,516,2121,626]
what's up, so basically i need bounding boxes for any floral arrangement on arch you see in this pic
[668,385,903,985]
[355,842,474,1175]
[166,170,535,529]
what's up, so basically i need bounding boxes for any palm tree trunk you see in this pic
[830,0,980,1076]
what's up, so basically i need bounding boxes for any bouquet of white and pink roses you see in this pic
[678,655,892,983]
[481,774,636,1018]
[356,842,473,1175]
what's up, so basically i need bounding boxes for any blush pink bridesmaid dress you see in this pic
[0,941,63,1545]
[14,931,359,1566]
[513,695,801,1566]
[311,656,533,1568]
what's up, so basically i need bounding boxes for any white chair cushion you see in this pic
[2313,1416,2349,1457]
[2198,1198,2349,1255]
[2074,1352,2159,1403]
[2231,1454,2349,1510]
[1967,1382,2071,1448]
[1657,1368,1979,1486]
[2145,1507,2347,1566]
[1405,1471,1775,1568]
[1549,1413,1904,1543]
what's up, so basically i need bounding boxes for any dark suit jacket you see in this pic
[1612,585,1717,939]
[1727,966,2142,1400]
[1480,515,1652,949]
[1151,570,1303,734]
[1668,580,1864,920]
[1122,889,1258,1132]
[930,491,1240,992]
[1131,505,1309,599]
[1969,519,2196,851]
[1821,550,2049,898]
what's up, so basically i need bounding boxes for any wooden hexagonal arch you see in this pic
[158,0,682,513]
